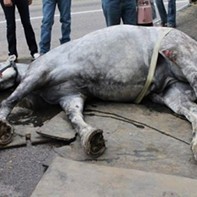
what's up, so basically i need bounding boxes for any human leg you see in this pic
[39,0,56,54]
[15,0,38,57]
[167,0,176,27]
[122,0,137,25]
[0,1,18,57]
[155,0,167,26]
[101,0,121,26]
[57,0,71,44]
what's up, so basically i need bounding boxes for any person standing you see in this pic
[0,0,39,61]
[101,0,137,26]
[39,0,72,54]
[155,0,176,27]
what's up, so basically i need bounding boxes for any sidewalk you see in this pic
[176,3,197,39]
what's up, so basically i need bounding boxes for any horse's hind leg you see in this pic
[150,82,197,160]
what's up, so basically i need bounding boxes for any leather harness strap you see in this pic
[134,28,172,104]
[0,55,18,82]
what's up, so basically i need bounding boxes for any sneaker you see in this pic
[32,53,40,61]
[6,55,18,64]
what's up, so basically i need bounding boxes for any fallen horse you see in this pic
[0,25,197,160]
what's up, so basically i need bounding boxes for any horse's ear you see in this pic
[160,49,177,62]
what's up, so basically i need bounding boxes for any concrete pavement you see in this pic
[0,2,197,197]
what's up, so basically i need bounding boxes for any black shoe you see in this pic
[161,22,167,27]
[167,23,176,28]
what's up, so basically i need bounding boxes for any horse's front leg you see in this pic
[59,94,106,158]
[0,74,43,146]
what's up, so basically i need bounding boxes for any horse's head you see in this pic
[0,55,21,90]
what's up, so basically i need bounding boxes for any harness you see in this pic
[134,28,172,104]
[0,55,18,83]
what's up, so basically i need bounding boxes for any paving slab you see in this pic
[54,102,197,179]
[36,112,76,142]
[0,110,76,148]
[31,156,197,197]
[2,101,196,178]
[0,107,50,148]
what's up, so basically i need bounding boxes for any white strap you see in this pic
[134,28,172,104]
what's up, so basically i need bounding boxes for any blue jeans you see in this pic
[102,0,137,26]
[0,0,38,57]
[39,0,71,54]
[155,0,176,26]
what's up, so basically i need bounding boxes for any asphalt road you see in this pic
[0,0,105,61]
[0,0,189,61]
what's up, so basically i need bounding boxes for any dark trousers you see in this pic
[0,0,38,57]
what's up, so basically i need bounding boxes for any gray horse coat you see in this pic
[0,25,197,159]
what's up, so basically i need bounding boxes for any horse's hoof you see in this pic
[0,120,14,146]
[82,129,106,158]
